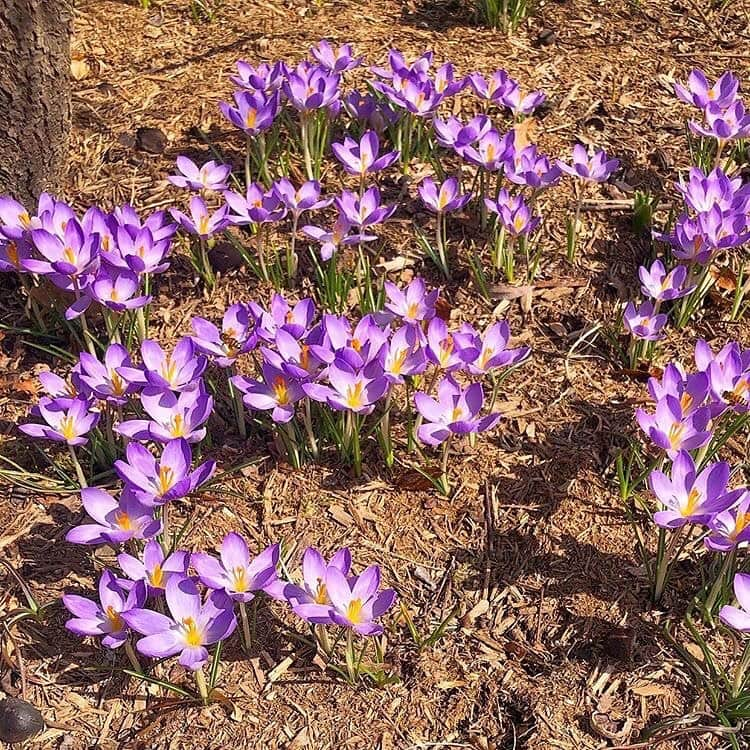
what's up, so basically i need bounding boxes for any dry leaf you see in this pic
[513,117,538,149]
[70,58,90,81]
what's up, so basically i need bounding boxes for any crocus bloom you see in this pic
[283,63,340,111]
[706,493,750,552]
[168,156,231,192]
[690,100,750,141]
[268,294,316,340]
[114,438,216,507]
[383,325,427,382]
[335,187,396,227]
[500,86,546,116]
[89,269,151,312]
[310,40,361,73]
[415,375,501,446]
[464,321,530,375]
[0,237,32,273]
[170,196,229,238]
[304,361,389,415]
[648,450,741,528]
[271,179,332,216]
[123,575,236,671]
[63,571,147,649]
[676,166,749,214]
[302,215,376,261]
[116,385,213,444]
[192,533,279,602]
[674,69,739,110]
[647,364,709,418]
[425,318,478,371]
[343,91,400,132]
[506,145,561,189]
[459,129,514,171]
[383,277,438,324]
[19,396,99,445]
[485,190,541,236]
[324,564,396,636]
[119,338,207,392]
[719,573,750,632]
[219,90,279,135]
[638,260,692,302]
[622,301,668,341]
[635,395,712,456]
[331,131,399,177]
[191,303,257,367]
[65,487,161,545]
[418,176,471,214]
[558,144,620,182]
[262,329,331,382]
[78,344,135,404]
[108,225,171,275]
[468,70,515,102]
[230,60,286,92]
[118,540,190,596]
[284,547,352,623]
[224,183,286,226]
[0,195,36,240]
[433,114,492,150]
[232,363,304,423]
[26,219,100,288]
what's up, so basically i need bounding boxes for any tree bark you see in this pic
[0,0,72,207]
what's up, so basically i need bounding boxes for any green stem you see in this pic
[228,369,246,438]
[439,435,452,496]
[68,444,87,488]
[704,548,737,621]
[653,526,686,603]
[194,668,209,703]
[302,398,319,459]
[239,601,252,653]
[732,640,750,698]
[124,640,143,674]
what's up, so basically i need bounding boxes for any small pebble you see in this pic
[135,126,167,154]
[0,697,44,744]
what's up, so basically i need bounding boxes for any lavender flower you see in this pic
[464,321,530,375]
[118,540,190,596]
[690,100,750,141]
[283,63,340,111]
[232,363,304,423]
[119,338,207,392]
[19,397,99,445]
[170,196,229,238]
[310,40,362,73]
[192,533,279,602]
[168,156,231,192]
[331,131,399,177]
[719,573,750,632]
[220,90,279,135]
[383,277,438,324]
[304,361,389,414]
[78,344,135,404]
[415,376,500,446]
[302,215,376,261]
[706,493,750,552]
[123,575,237,670]
[623,301,668,341]
[635,395,712,456]
[191,303,257,367]
[418,176,471,214]
[63,571,147,649]
[89,269,152,313]
[335,187,396,227]
[638,260,692,302]
[65,487,161,545]
[674,69,739,110]
[558,144,619,183]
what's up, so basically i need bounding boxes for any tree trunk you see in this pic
[0,0,71,207]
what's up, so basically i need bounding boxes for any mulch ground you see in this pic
[1,0,750,747]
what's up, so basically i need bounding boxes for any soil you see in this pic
[1,0,750,747]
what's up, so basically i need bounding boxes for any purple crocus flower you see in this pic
[284,547,352,624]
[37,368,86,406]
[268,294,316,340]
[117,385,213,444]
[343,91,400,133]
[232,362,305,423]
[500,86,546,116]
[383,325,427,382]
[114,439,216,507]
[26,219,100,287]
[383,277,438,325]
[674,69,739,110]
[335,187,396,228]
[224,183,286,226]
[272,179,332,216]
[468,70,515,102]
[302,214,376,261]
[230,60,286,92]
[324,564,396,636]
[415,375,500,446]
[0,195,35,240]
[119,338,207,392]
[704,345,750,413]
[434,62,466,95]
[78,344,136,404]
[304,361,389,415]
[19,396,99,445]
[170,196,229,238]
[191,303,257,367]
[706,493,750,552]
[65,487,161,545]
[283,62,340,111]
[433,114,492,151]
[123,575,237,671]
[0,237,32,273]
[623,301,668,341]
[647,363,710,418]
[648,450,741,528]
[263,329,331,382]
[118,540,190,596]
[192,533,279,603]
[219,90,279,135]
[310,40,362,73]
[506,145,561,189]
[63,571,147,649]
[558,144,619,183]
[168,156,231,192]
[89,269,151,313]
[719,573,750,632]
[659,214,713,265]
[425,318,478,372]
[107,225,171,275]
[418,176,471,214]
[459,129,514,171]
[331,131,399,177]
[635,395,712,456]
[690,100,750,141]
[464,321,530,375]
[638,260,692,302]
[676,166,749,214]
[485,189,541,236]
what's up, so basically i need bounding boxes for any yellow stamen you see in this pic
[63,246,76,265]
[232,566,248,593]
[680,392,694,413]
[683,487,701,516]
[18,211,31,229]
[406,302,419,319]
[451,406,464,422]
[668,421,685,450]
[300,345,310,372]
[106,605,124,631]
[314,580,328,604]
[197,216,210,236]
[352,338,362,352]
[245,109,257,129]
[182,617,202,647]
[150,564,165,588]
[109,288,120,302]
[59,415,77,441]
[170,413,185,437]
[346,381,365,409]
[110,370,126,397]
[115,511,133,531]
[390,348,408,375]
[160,357,178,385]
[486,143,496,162]
[157,465,174,496]
[346,599,364,624]
[273,375,290,405]
[439,335,454,367]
